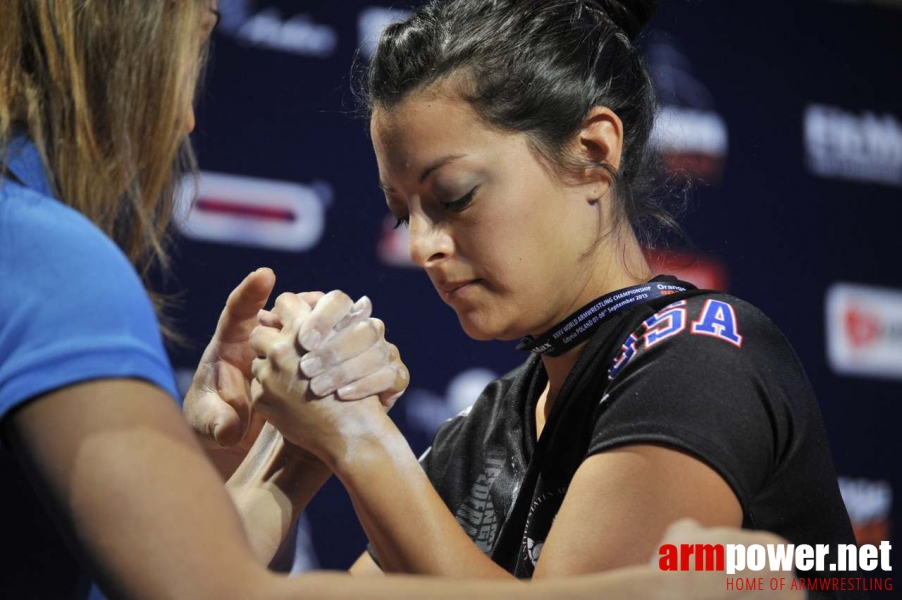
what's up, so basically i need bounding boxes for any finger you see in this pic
[379,390,404,412]
[258,309,281,329]
[335,296,373,332]
[308,342,392,397]
[333,366,405,402]
[385,343,409,397]
[184,388,246,447]
[272,292,313,333]
[215,268,277,344]
[251,357,269,382]
[209,404,246,447]
[299,318,385,378]
[297,291,326,307]
[296,290,354,351]
[249,325,282,357]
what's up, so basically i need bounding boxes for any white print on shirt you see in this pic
[521,487,569,569]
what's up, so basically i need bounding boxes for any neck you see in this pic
[535,229,652,427]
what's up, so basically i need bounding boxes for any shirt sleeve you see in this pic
[0,186,179,429]
[588,295,797,517]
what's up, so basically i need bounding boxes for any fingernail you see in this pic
[300,329,322,351]
[353,296,371,312]
[337,384,357,399]
[311,375,335,397]
[300,355,324,377]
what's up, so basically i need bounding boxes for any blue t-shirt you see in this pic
[0,138,179,420]
[0,137,179,598]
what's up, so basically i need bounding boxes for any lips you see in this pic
[442,280,475,294]
[436,279,482,302]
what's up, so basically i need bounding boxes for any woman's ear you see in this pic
[578,106,624,196]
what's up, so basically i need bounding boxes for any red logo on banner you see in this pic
[827,283,902,380]
[845,306,882,349]
[175,172,331,252]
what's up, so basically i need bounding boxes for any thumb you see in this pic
[215,268,277,343]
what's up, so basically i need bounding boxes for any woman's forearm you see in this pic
[226,423,331,566]
[325,418,514,579]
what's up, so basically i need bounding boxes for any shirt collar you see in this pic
[4,136,56,198]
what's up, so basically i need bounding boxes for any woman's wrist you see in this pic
[227,427,330,501]
[320,406,410,478]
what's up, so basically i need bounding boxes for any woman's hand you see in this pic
[249,290,409,462]
[183,269,277,471]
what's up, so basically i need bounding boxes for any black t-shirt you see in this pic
[391,283,862,598]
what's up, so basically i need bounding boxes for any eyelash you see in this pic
[392,187,479,230]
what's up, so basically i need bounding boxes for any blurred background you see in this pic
[8,0,895,595]
[170,0,901,582]
[2,1,898,597]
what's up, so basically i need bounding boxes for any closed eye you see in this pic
[443,186,478,213]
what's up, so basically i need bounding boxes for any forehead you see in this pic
[371,93,498,168]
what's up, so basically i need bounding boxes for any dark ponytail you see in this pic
[365,0,684,250]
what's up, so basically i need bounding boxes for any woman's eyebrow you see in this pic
[419,154,466,184]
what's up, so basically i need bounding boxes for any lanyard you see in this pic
[515,277,695,357]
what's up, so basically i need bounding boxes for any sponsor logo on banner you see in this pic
[839,477,893,547]
[217,0,338,57]
[406,368,498,435]
[826,282,902,379]
[805,104,902,188]
[359,7,413,59]
[645,33,729,182]
[645,249,729,291]
[175,172,332,252]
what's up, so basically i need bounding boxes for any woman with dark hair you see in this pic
[247,0,860,597]
[0,0,777,599]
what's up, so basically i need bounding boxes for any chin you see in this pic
[456,313,525,343]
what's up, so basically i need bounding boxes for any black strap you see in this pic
[540,287,712,457]
[495,287,715,560]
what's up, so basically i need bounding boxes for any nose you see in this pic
[185,108,196,135]
[408,212,453,268]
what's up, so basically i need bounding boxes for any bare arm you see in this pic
[534,444,742,577]
[8,381,762,600]
[225,422,331,565]
[331,420,515,578]
[332,430,741,579]
[7,379,272,600]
